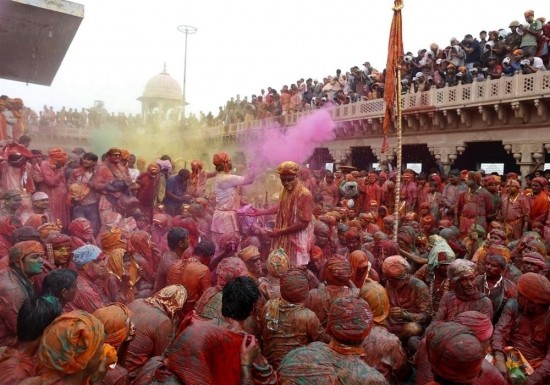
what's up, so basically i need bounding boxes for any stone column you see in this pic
[511,142,543,185]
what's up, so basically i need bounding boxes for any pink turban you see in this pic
[454,311,493,342]
[215,257,248,289]
[517,272,550,305]
[532,177,548,187]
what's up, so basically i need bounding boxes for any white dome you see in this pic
[141,67,183,101]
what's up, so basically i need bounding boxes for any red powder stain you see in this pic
[244,109,336,169]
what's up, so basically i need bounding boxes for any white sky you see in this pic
[1,0,549,117]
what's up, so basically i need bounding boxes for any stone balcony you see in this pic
[207,71,550,141]
[26,71,550,175]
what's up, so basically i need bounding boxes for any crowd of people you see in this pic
[211,10,550,127]
[0,123,546,384]
[0,8,550,385]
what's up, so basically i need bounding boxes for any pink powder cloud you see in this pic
[244,109,335,169]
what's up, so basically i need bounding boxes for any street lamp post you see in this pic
[177,24,197,120]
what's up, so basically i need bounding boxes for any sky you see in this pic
[1,0,549,117]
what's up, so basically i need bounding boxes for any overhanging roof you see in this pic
[0,0,84,86]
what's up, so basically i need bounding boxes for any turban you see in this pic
[360,280,390,324]
[238,245,260,263]
[324,255,352,286]
[318,214,336,227]
[216,257,248,289]
[454,311,493,342]
[507,179,520,188]
[382,255,410,279]
[47,233,71,249]
[522,252,547,270]
[404,212,417,222]
[314,221,330,237]
[37,222,62,239]
[48,148,68,166]
[344,228,361,241]
[156,159,172,172]
[146,163,160,173]
[267,248,290,278]
[489,228,507,242]
[383,215,394,225]
[153,214,171,229]
[101,212,122,229]
[100,228,126,252]
[359,212,375,223]
[72,244,102,269]
[427,235,455,270]
[447,259,476,283]
[281,267,310,303]
[517,272,550,305]
[276,161,300,175]
[421,215,435,226]
[527,240,547,255]
[212,152,232,172]
[191,160,203,169]
[107,147,122,155]
[31,192,49,201]
[310,246,323,262]
[38,310,106,377]
[120,149,130,161]
[531,177,549,187]
[4,143,33,159]
[145,285,188,318]
[68,218,94,241]
[93,303,133,348]
[524,9,535,17]
[327,297,373,344]
[9,240,44,265]
[349,250,370,287]
[426,322,484,383]
[278,346,339,385]
[438,219,452,229]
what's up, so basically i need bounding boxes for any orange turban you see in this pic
[512,49,524,56]
[360,280,390,324]
[9,240,44,265]
[100,228,127,253]
[280,267,310,303]
[324,255,352,286]
[237,245,260,262]
[48,148,68,167]
[212,152,231,172]
[120,149,130,161]
[37,222,62,239]
[266,248,289,278]
[93,303,133,348]
[276,161,300,175]
[38,310,106,378]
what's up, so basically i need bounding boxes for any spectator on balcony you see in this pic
[289,85,301,113]
[506,20,523,54]
[520,10,543,57]
[280,86,291,115]
[489,30,508,64]
[521,53,546,73]
[461,34,482,70]
[447,39,466,68]
[485,56,503,79]
[503,49,524,76]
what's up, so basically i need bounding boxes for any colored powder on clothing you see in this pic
[245,109,336,169]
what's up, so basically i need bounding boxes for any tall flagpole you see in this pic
[383,0,404,242]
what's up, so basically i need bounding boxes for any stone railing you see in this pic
[206,71,550,138]
[26,71,550,145]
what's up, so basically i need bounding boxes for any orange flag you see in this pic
[382,0,404,153]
